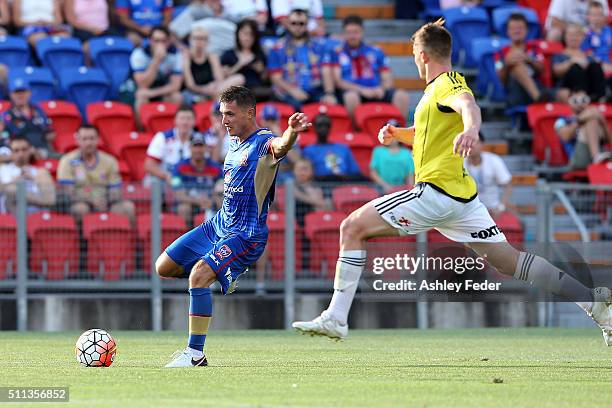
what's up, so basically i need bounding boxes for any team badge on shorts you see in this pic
[215,244,233,260]
[397,217,411,227]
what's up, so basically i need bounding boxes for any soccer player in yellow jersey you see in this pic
[293,19,612,344]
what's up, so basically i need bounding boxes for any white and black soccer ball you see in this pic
[75,328,117,367]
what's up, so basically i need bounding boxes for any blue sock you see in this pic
[188,288,212,357]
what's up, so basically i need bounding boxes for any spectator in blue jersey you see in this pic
[116,0,173,44]
[369,120,414,193]
[302,113,363,182]
[323,15,410,119]
[554,89,612,170]
[582,1,612,77]
[131,26,184,114]
[267,8,335,110]
[2,78,56,161]
[172,132,223,226]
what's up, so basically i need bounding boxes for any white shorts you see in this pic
[372,183,507,243]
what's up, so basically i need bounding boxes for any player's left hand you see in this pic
[453,128,478,158]
[288,112,312,133]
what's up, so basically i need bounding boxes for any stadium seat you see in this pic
[593,103,612,131]
[36,36,84,78]
[332,185,380,214]
[108,132,154,181]
[33,158,60,179]
[354,102,405,141]
[304,211,346,278]
[140,102,178,133]
[137,213,186,273]
[87,101,136,147]
[301,103,353,134]
[494,211,524,243]
[9,67,56,104]
[0,36,30,68]
[122,183,151,214]
[0,214,17,280]
[83,213,135,280]
[526,103,572,166]
[442,6,490,68]
[329,131,375,176]
[193,213,207,226]
[88,37,134,98]
[193,100,214,131]
[471,37,510,102]
[587,161,612,221]
[118,160,131,181]
[531,40,563,88]
[0,100,11,113]
[492,6,541,40]
[297,131,317,147]
[259,102,294,130]
[518,0,551,28]
[418,0,442,20]
[59,67,111,117]
[369,235,417,280]
[39,100,82,154]
[27,212,79,280]
[267,212,303,280]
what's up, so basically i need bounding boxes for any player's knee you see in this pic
[155,253,180,278]
[189,260,216,288]
[340,215,364,243]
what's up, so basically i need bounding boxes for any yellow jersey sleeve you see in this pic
[436,72,473,109]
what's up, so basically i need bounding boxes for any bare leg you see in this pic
[343,90,361,120]
[509,64,541,101]
[392,90,410,119]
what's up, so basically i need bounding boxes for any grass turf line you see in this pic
[0,328,611,407]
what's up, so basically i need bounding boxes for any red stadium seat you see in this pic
[588,161,612,220]
[369,235,417,280]
[87,101,136,147]
[259,102,294,130]
[193,212,207,226]
[83,212,135,280]
[193,100,214,131]
[273,185,286,212]
[329,131,375,177]
[118,160,131,181]
[0,214,17,280]
[301,103,353,134]
[304,211,346,279]
[27,212,78,279]
[0,100,11,113]
[267,212,303,280]
[332,185,380,214]
[427,230,453,243]
[33,158,59,179]
[518,0,550,29]
[533,40,563,88]
[354,102,405,141]
[137,213,186,273]
[108,132,153,181]
[526,102,572,166]
[494,211,524,243]
[297,131,317,147]
[39,100,82,153]
[122,183,151,215]
[139,102,178,133]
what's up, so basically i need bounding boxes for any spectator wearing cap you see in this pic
[259,104,301,182]
[302,113,363,181]
[57,125,135,224]
[131,26,183,114]
[369,120,414,193]
[171,132,223,226]
[267,8,334,110]
[323,15,410,119]
[145,106,203,184]
[2,78,56,161]
[116,0,173,45]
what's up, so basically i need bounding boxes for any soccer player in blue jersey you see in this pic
[158,86,311,367]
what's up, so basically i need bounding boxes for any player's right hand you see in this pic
[378,124,395,145]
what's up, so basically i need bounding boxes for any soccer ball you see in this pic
[75,329,117,367]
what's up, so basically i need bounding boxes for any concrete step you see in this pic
[502,155,536,173]
[388,56,418,78]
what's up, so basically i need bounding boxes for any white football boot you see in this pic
[588,287,612,346]
[292,310,348,340]
[164,348,208,367]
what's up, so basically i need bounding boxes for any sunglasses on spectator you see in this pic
[569,95,590,105]
[290,21,307,27]
[191,35,208,41]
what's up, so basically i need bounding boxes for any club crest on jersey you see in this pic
[240,151,249,166]
[397,217,411,226]
[215,244,233,260]
[224,171,231,183]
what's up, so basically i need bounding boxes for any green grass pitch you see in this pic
[1,328,611,407]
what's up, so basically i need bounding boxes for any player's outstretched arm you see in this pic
[450,93,481,158]
[270,112,311,158]
[378,124,415,146]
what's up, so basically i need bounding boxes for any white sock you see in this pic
[188,347,204,359]
[327,250,366,325]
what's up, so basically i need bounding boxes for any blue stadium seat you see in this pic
[418,0,442,21]
[471,37,510,102]
[442,6,490,68]
[36,36,84,78]
[89,37,134,98]
[492,6,541,41]
[59,67,110,118]
[0,36,31,68]
[9,67,56,104]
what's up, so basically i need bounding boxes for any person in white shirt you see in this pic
[144,106,204,183]
[271,0,325,36]
[546,0,609,42]
[465,134,512,219]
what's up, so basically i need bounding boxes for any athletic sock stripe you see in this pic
[338,256,367,261]
[339,260,366,267]
[520,254,534,281]
[524,254,535,281]
[339,257,366,264]
[375,191,412,210]
[519,254,530,281]
[375,192,415,214]
[378,194,420,215]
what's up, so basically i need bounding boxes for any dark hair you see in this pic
[236,19,262,55]
[289,8,309,18]
[150,25,170,38]
[176,105,195,116]
[78,124,98,133]
[343,15,364,28]
[507,12,528,26]
[589,1,604,10]
[411,19,452,61]
[9,135,30,145]
[219,86,256,110]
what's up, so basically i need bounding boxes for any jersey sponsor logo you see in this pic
[209,254,220,266]
[215,244,233,260]
[225,185,244,194]
[470,225,502,239]
[240,151,249,166]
